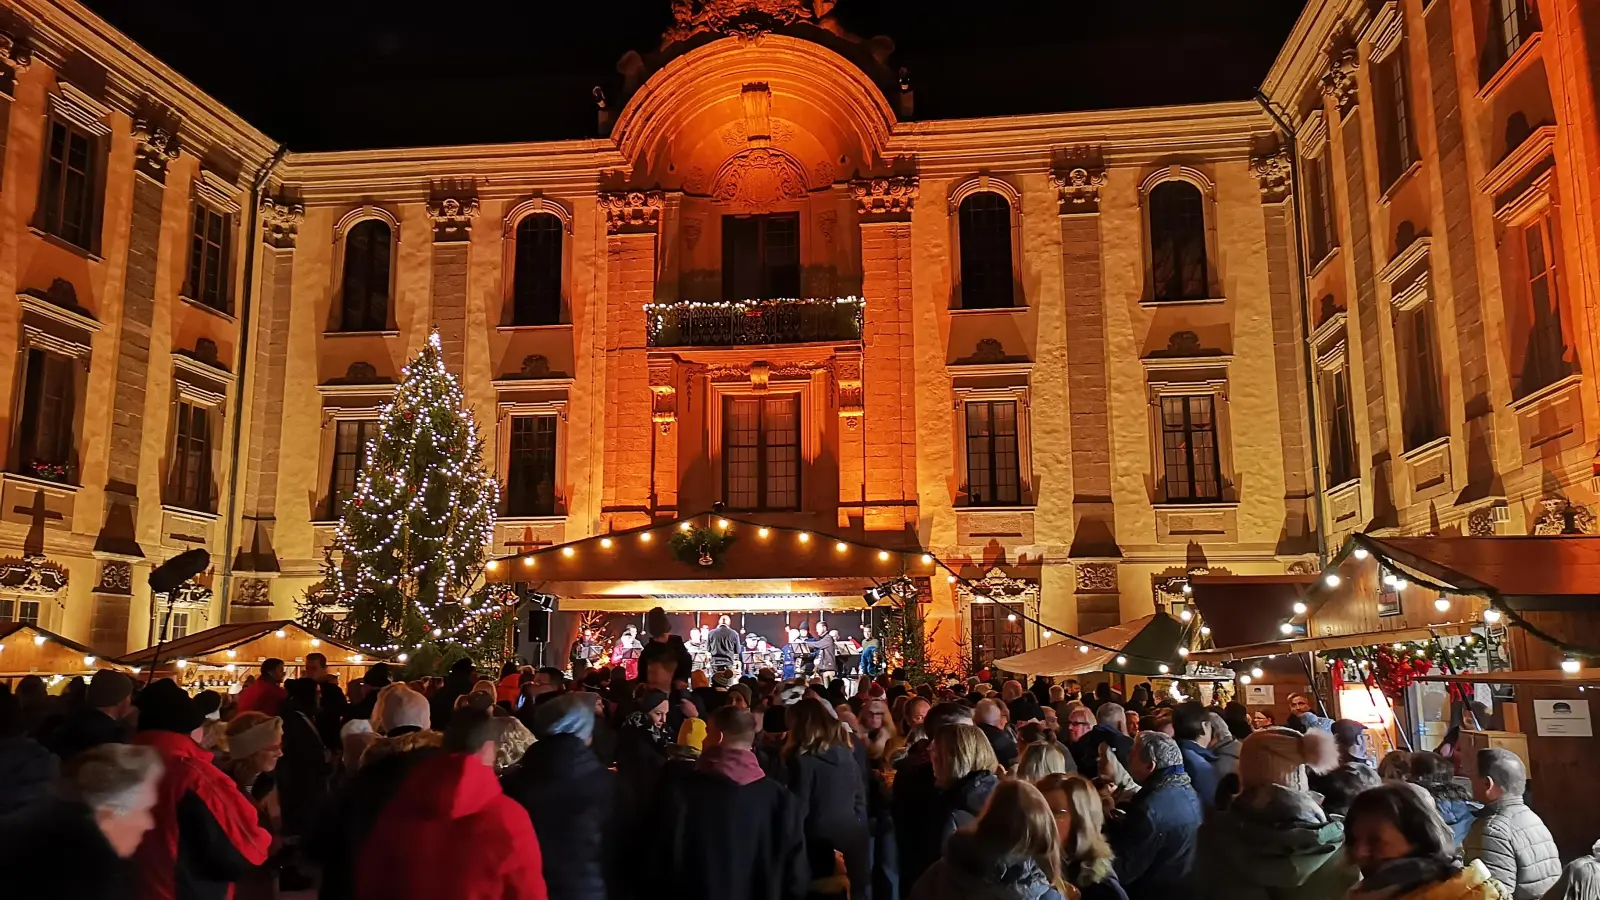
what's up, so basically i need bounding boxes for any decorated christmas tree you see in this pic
[299,332,505,660]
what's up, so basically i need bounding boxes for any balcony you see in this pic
[645,297,864,348]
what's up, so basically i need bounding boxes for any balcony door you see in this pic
[722,213,800,302]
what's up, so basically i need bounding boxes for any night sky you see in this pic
[81,1,1308,151]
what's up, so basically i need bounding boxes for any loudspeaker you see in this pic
[526,609,551,643]
[149,548,211,595]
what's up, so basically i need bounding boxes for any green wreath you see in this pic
[669,523,737,568]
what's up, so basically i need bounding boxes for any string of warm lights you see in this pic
[489,509,1187,669]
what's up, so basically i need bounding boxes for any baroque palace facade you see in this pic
[0,0,1593,663]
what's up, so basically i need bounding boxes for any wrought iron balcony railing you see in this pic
[645,297,865,348]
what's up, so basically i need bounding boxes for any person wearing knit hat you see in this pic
[374,683,431,736]
[1108,731,1203,900]
[728,682,753,709]
[1192,726,1356,900]
[674,717,707,758]
[224,713,285,765]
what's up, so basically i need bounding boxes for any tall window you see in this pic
[971,601,1024,670]
[40,120,98,249]
[186,204,231,312]
[340,219,392,332]
[1516,211,1570,397]
[1495,0,1535,63]
[512,214,563,326]
[506,415,558,517]
[1305,153,1339,263]
[329,419,377,515]
[722,213,800,302]
[0,598,40,626]
[1375,48,1417,189]
[1399,303,1445,449]
[957,193,1015,309]
[1160,395,1222,501]
[723,395,799,511]
[1149,181,1209,301]
[156,609,190,641]
[16,348,76,481]
[964,400,1022,506]
[1321,364,1358,486]
[171,402,212,512]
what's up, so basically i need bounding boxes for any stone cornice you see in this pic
[1259,0,1371,115]
[274,141,626,202]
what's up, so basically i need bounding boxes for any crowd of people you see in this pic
[0,608,1596,900]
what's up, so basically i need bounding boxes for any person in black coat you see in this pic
[275,678,331,839]
[428,658,476,731]
[503,693,616,900]
[707,615,743,674]
[652,706,809,900]
[783,699,869,899]
[892,702,975,892]
[42,670,134,762]
[638,606,694,684]
[1072,703,1133,777]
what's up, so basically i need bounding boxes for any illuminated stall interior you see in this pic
[118,620,384,693]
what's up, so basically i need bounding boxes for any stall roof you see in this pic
[1358,534,1600,610]
[0,623,132,676]
[118,620,373,667]
[1190,620,1477,663]
[1188,574,1319,649]
[994,613,1185,677]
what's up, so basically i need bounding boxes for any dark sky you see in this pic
[82,1,1307,152]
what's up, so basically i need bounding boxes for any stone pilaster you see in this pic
[89,560,133,657]
[601,191,662,529]
[648,356,679,516]
[1052,163,1120,559]
[427,193,477,373]
[1423,0,1497,496]
[0,30,30,194]
[235,198,302,575]
[1254,151,1315,551]
[851,177,919,531]
[834,347,864,524]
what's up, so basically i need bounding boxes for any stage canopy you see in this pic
[0,623,132,680]
[994,613,1186,677]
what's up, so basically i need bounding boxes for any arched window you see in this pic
[340,219,392,332]
[1149,181,1209,302]
[958,193,1015,309]
[512,213,564,326]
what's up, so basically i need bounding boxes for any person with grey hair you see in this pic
[1108,731,1202,900]
[1072,701,1134,776]
[974,697,1019,769]
[503,692,615,900]
[1465,748,1560,898]
[0,742,164,898]
[1203,711,1241,782]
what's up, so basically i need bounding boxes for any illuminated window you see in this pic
[0,598,40,626]
[158,610,190,641]
[1161,395,1222,502]
[957,193,1014,309]
[723,395,799,511]
[15,348,76,481]
[512,213,563,325]
[340,219,391,332]
[964,400,1022,506]
[971,601,1024,670]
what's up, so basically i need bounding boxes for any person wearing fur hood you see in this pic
[1194,726,1360,900]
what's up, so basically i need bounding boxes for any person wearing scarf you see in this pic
[1345,782,1507,900]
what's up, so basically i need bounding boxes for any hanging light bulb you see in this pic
[947,574,957,584]
[176,659,188,669]
[1115,655,1127,666]
[679,521,692,532]
[1042,630,1052,639]
[485,559,500,572]
[1179,646,1190,657]
[1353,546,1369,560]
[1434,596,1451,613]
[1383,573,1399,587]
[1251,666,1264,679]
[226,649,237,658]
[638,533,651,544]
[1562,658,1582,674]
[1180,609,1193,622]
[1240,674,1253,685]
[1158,664,1170,674]
[1181,583,1193,594]
[1280,622,1295,635]
[397,653,409,663]
[1483,608,1501,624]
[562,546,575,558]
[1324,573,1341,588]
[758,527,770,538]
[83,655,97,666]
[600,538,613,549]
[309,639,321,648]
[798,532,810,543]
[1006,613,1017,622]
[835,541,848,553]
[1293,601,1308,615]
[1393,578,1408,590]
[1200,625,1211,636]
[1078,645,1090,654]
[878,550,890,561]
[921,553,933,564]
[33,635,46,646]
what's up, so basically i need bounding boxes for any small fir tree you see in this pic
[302,332,502,658]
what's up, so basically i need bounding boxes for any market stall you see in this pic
[118,620,384,693]
[0,623,133,686]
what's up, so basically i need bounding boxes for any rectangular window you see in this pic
[723,395,800,511]
[964,400,1022,506]
[1160,395,1223,501]
[16,348,76,481]
[40,120,97,249]
[0,598,41,626]
[1517,211,1570,397]
[1496,0,1534,63]
[329,419,378,516]
[171,402,212,512]
[1305,153,1338,262]
[1399,303,1445,450]
[722,213,801,302]
[158,609,190,641]
[1376,48,1417,189]
[186,204,231,312]
[971,601,1024,671]
[1321,364,1358,486]
[507,415,558,517]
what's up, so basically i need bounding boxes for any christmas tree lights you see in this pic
[298,332,504,659]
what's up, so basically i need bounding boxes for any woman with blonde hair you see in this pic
[859,697,902,767]
[784,697,869,899]
[922,723,1002,858]
[1037,774,1126,900]
[909,779,1069,900]
[1016,741,1071,784]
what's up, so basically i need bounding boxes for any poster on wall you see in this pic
[1245,684,1275,706]
[1533,699,1593,737]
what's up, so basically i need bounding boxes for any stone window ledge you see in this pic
[1508,372,1581,415]
[956,504,1039,513]
[1151,501,1240,512]
[495,323,574,333]
[1399,434,1451,464]
[1308,246,1343,280]
[1,471,81,496]
[1140,297,1226,310]
[28,226,103,262]
[162,504,219,524]
[322,329,401,339]
[1379,160,1424,208]
[178,294,236,323]
[949,306,1029,317]
[1477,31,1543,103]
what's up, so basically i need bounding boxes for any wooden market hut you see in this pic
[118,620,383,691]
[0,622,133,684]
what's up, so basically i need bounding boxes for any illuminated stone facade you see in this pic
[0,0,1591,663]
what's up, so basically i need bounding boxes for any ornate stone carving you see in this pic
[972,338,1008,363]
[157,582,213,609]
[711,148,809,212]
[813,160,836,186]
[956,569,1041,611]
[132,118,180,182]
[1286,559,1318,575]
[1467,507,1498,536]
[834,355,863,429]
[1051,166,1107,214]
[1533,497,1595,535]
[649,360,677,433]
[1321,44,1360,116]
[1250,150,1293,204]
[662,0,826,45]
[0,30,31,96]
[0,555,68,594]
[426,194,479,241]
[518,355,552,379]
[233,578,272,607]
[749,361,771,392]
[600,190,664,233]
[95,561,131,595]
[818,210,838,245]
[1075,562,1118,593]
[850,176,919,218]
[260,196,304,250]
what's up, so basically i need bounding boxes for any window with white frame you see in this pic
[0,597,40,626]
[157,609,190,641]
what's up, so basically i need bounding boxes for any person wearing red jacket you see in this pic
[356,707,547,900]
[131,678,273,900]
[235,658,287,717]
